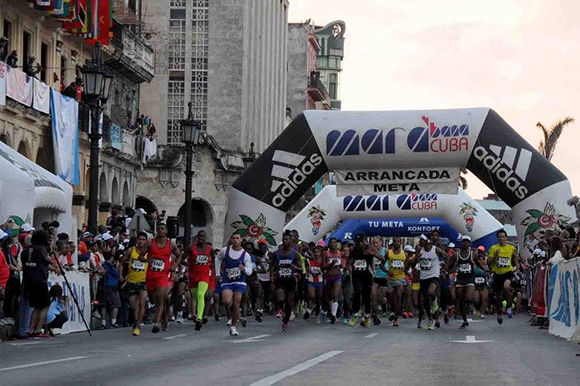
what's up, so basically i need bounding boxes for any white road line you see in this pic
[9,341,61,347]
[164,333,189,340]
[231,334,271,344]
[451,335,494,344]
[249,350,344,386]
[365,333,378,338]
[0,356,88,372]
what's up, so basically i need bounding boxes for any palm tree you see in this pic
[536,117,575,160]
[459,168,468,190]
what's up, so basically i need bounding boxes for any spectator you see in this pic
[102,252,121,328]
[148,123,156,137]
[0,230,10,319]
[45,284,69,335]
[24,55,41,78]
[2,231,22,321]
[0,36,8,62]
[548,235,566,265]
[63,81,77,99]
[6,50,17,67]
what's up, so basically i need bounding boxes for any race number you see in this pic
[459,263,472,273]
[475,277,485,284]
[131,259,146,271]
[196,255,208,265]
[391,260,404,270]
[227,267,241,280]
[420,259,432,270]
[279,267,293,278]
[354,260,368,270]
[498,257,510,268]
[150,259,165,272]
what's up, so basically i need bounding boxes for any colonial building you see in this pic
[314,20,346,111]
[0,0,154,230]
[138,0,289,244]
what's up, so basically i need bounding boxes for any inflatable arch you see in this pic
[225,108,576,254]
[285,185,503,249]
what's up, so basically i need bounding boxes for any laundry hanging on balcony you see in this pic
[50,88,80,185]
[33,78,50,114]
[6,66,33,107]
[0,62,6,106]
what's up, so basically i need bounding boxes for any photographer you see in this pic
[45,284,69,335]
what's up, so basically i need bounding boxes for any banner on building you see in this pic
[335,167,460,196]
[548,257,580,341]
[32,78,50,114]
[0,62,6,106]
[110,123,122,150]
[6,67,33,107]
[50,89,80,185]
[47,271,91,334]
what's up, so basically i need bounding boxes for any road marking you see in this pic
[230,334,271,344]
[365,333,378,338]
[249,350,344,386]
[0,356,88,372]
[164,333,189,340]
[451,335,494,344]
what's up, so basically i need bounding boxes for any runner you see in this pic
[187,230,215,331]
[304,245,324,321]
[412,234,448,330]
[121,232,148,336]
[139,224,182,333]
[405,245,418,318]
[215,232,253,336]
[255,239,272,319]
[340,243,353,324]
[487,229,518,324]
[473,246,489,318]
[386,236,406,327]
[371,237,388,326]
[242,241,261,327]
[271,232,302,331]
[323,237,342,324]
[349,232,383,328]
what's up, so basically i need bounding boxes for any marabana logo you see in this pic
[396,193,438,210]
[270,150,323,208]
[343,195,389,212]
[326,116,469,156]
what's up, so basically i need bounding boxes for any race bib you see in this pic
[475,277,485,284]
[498,257,510,268]
[196,255,208,265]
[354,260,367,270]
[279,267,293,278]
[131,259,146,271]
[151,259,165,272]
[227,267,241,280]
[459,263,472,273]
[391,260,404,270]
[420,259,431,270]
[310,266,322,276]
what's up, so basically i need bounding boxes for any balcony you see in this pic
[307,71,328,102]
[104,19,155,84]
[331,100,342,110]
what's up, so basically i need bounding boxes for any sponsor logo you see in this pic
[473,144,531,200]
[343,195,389,212]
[326,116,469,156]
[343,169,452,182]
[270,150,323,208]
[407,225,441,232]
[368,220,404,228]
[396,193,438,210]
[419,218,430,223]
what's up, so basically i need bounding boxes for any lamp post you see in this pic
[242,142,256,169]
[82,42,113,234]
[181,102,202,249]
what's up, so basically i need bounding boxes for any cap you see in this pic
[539,251,547,258]
[449,243,455,249]
[82,232,94,239]
[404,245,415,253]
[20,223,34,232]
[316,239,326,247]
[461,235,471,242]
[0,229,7,240]
[102,233,113,241]
[257,239,268,246]
[419,234,429,241]
[118,245,125,252]
[388,239,393,246]
[477,246,485,252]
[123,239,130,244]
[532,248,542,255]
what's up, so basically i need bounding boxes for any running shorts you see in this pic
[455,276,475,288]
[146,274,172,292]
[275,278,297,293]
[373,277,388,287]
[188,278,210,290]
[324,274,342,286]
[307,281,323,291]
[419,277,439,293]
[387,278,406,292]
[125,282,147,295]
[221,281,247,294]
[493,272,514,293]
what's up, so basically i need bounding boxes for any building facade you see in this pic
[138,0,289,244]
[314,21,346,111]
[0,0,154,230]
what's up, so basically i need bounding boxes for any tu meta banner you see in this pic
[334,167,460,196]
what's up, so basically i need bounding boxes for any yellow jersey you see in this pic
[388,249,406,281]
[488,244,516,275]
[127,247,148,283]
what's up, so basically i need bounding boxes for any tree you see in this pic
[459,168,468,190]
[536,117,575,161]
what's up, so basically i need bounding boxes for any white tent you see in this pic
[0,141,73,239]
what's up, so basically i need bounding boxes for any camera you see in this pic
[41,220,60,232]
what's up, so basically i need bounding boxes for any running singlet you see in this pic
[326,250,342,275]
[457,250,474,279]
[419,247,440,280]
[189,244,212,283]
[128,247,148,283]
[388,249,406,281]
[488,244,517,275]
[275,249,296,280]
[351,247,374,276]
[307,259,323,283]
[147,239,171,277]
[257,255,270,282]
[222,247,248,283]
[375,247,388,279]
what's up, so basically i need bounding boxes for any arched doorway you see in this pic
[0,133,11,147]
[111,177,120,206]
[135,196,158,215]
[122,181,130,207]
[177,199,214,242]
[17,140,31,160]
[35,146,54,173]
[99,173,108,203]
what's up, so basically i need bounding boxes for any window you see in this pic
[3,19,13,53]
[329,74,338,100]
[167,72,185,144]
[23,31,32,64]
[40,42,49,83]
[190,0,209,128]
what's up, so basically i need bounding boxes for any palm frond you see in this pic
[545,117,574,160]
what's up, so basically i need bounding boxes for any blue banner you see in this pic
[50,89,79,185]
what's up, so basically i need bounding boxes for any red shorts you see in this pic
[146,274,171,292]
[209,277,216,291]
[188,275,210,290]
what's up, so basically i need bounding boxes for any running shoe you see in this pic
[402,312,408,319]
[241,317,247,327]
[444,314,450,325]
[330,314,337,324]
[364,315,371,328]
[132,327,140,336]
[316,315,321,325]
[282,323,288,331]
[226,319,232,326]
[417,321,422,329]
[348,315,359,327]
[480,314,486,319]
[176,313,183,324]
[388,312,396,321]
[373,315,382,326]
[342,317,349,325]
[507,308,513,319]
[427,320,435,330]
[151,324,160,334]
[435,320,441,328]
[256,311,263,323]
[393,319,399,327]
[202,317,209,325]
[275,310,283,319]
[230,326,239,336]
[459,322,469,329]
[303,311,311,320]
[214,314,220,322]
[409,312,414,318]
[430,299,439,316]
[35,333,50,339]
[195,320,203,331]
[497,315,503,325]
[290,312,296,321]
[320,311,328,323]
[502,300,507,310]
[475,310,482,318]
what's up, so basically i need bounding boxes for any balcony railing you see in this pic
[307,71,328,102]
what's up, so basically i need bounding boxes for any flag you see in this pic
[55,0,77,22]
[34,0,54,12]
[49,0,64,16]
[62,0,87,32]
[86,0,113,46]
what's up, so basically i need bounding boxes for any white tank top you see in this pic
[419,246,440,280]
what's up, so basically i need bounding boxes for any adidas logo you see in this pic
[473,144,532,200]
[270,150,323,208]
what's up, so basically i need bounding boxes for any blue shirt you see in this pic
[46,299,65,324]
[103,261,120,288]
[375,247,388,279]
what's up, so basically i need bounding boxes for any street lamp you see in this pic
[181,102,202,249]
[243,142,256,169]
[82,42,113,234]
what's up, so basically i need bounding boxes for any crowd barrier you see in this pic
[547,257,580,341]
[47,271,91,334]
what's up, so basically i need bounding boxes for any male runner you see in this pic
[139,224,182,333]
[121,232,149,336]
[386,236,406,327]
[242,241,261,327]
[187,230,214,331]
[323,237,342,324]
[271,232,302,331]
[255,239,272,319]
[488,229,518,324]
[215,232,253,336]
[371,237,388,326]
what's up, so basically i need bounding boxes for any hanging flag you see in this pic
[50,89,80,185]
[62,0,87,32]
[0,62,7,107]
[50,0,65,16]
[86,0,113,46]
[55,0,77,22]
[34,0,54,12]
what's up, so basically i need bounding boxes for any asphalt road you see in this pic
[0,314,578,386]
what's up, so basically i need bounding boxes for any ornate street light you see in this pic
[243,142,256,169]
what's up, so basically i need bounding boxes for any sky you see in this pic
[289,0,580,200]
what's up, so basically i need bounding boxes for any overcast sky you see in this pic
[289,0,580,200]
